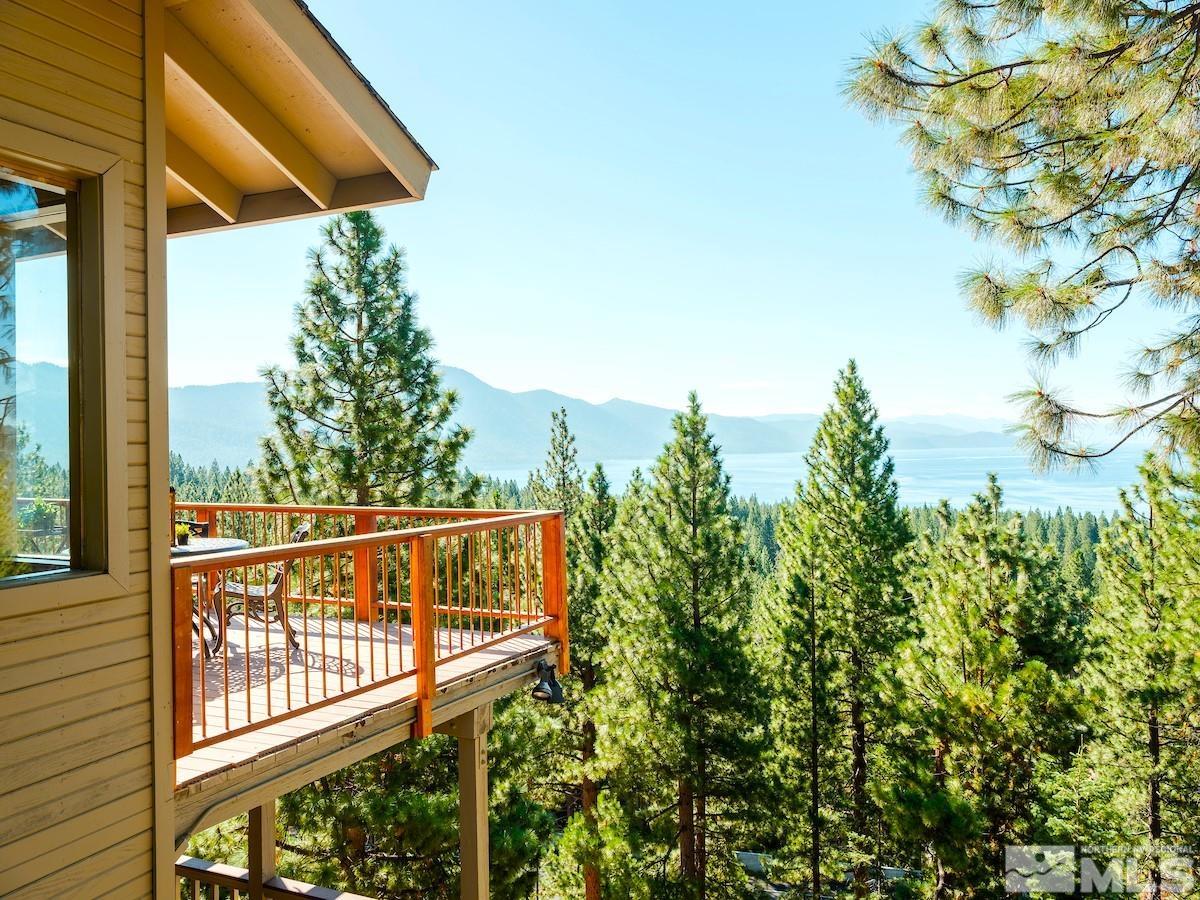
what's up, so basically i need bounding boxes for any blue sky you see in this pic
[152,2,1161,418]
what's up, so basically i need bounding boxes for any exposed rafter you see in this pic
[240,0,433,200]
[164,12,336,209]
[165,130,242,223]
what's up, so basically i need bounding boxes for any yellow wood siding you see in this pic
[0,0,154,895]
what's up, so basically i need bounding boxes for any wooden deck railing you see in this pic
[171,504,568,759]
[177,855,378,899]
[14,496,70,557]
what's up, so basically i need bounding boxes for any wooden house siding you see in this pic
[0,0,156,896]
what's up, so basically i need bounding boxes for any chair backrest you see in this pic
[268,521,313,591]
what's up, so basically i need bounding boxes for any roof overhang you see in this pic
[163,0,436,236]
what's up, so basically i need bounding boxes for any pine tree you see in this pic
[257,210,475,506]
[881,478,1085,896]
[758,518,842,897]
[249,211,513,898]
[495,418,618,899]
[528,407,584,523]
[569,464,617,899]
[595,394,766,897]
[537,462,619,899]
[1073,457,1200,896]
[849,3,1200,462]
[768,361,911,895]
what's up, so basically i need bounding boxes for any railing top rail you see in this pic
[171,500,524,519]
[171,508,562,573]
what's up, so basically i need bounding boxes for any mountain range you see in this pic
[13,362,1014,472]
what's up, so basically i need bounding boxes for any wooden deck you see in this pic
[178,614,550,786]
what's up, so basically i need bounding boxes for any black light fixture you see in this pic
[531,660,564,703]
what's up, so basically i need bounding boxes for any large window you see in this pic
[0,159,105,583]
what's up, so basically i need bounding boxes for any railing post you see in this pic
[541,513,569,673]
[410,535,436,737]
[173,565,194,758]
[353,512,378,621]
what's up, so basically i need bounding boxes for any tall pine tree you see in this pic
[251,211,506,898]
[494,411,618,897]
[539,462,620,899]
[528,407,584,523]
[595,394,765,897]
[767,360,911,895]
[881,479,1085,896]
[257,210,475,506]
[1070,457,1200,895]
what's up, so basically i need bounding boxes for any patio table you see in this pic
[173,537,249,658]
[171,536,249,556]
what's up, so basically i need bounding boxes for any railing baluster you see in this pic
[488,529,495,641]
[198,577,206,740]
[222,565,230,733]
[319,553,328,699]
[381,542,390,678]
[301,555,310,705]
[511,527,520,635]
[335,552,345,695]
[263,562,272,719]
[468,532,477,647]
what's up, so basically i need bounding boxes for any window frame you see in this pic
[0,119,130,607]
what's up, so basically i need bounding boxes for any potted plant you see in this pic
[175,522,191,547]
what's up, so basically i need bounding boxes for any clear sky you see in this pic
[158,0,1161,420]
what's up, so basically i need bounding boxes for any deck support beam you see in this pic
[442,704,493,900]
[248,799,277,900]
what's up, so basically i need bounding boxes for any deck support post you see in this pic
[411,534,436,737]
[442,703,492,900]
[540,513,569,673]
[248,798,277,900]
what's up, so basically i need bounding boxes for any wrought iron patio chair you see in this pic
[213,521,311,653]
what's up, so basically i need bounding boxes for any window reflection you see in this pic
[0,166,75,578]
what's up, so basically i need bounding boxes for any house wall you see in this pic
[0,1,161,896]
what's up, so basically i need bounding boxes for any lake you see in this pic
[491,445,1150,513]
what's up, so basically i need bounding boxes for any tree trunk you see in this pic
[679,778,696,886]
[696,755,708,900]
[851,676,868,899]
[809,580,822,899]
[581,664,601,900]
[933,740,948,900]
[1149,704,1162,900]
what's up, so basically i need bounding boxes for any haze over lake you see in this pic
[13,361,1147,512]
[493,446,1147,513]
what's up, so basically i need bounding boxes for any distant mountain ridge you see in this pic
[12,362,1015,471]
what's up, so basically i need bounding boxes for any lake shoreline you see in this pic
[488,446,1147,514]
